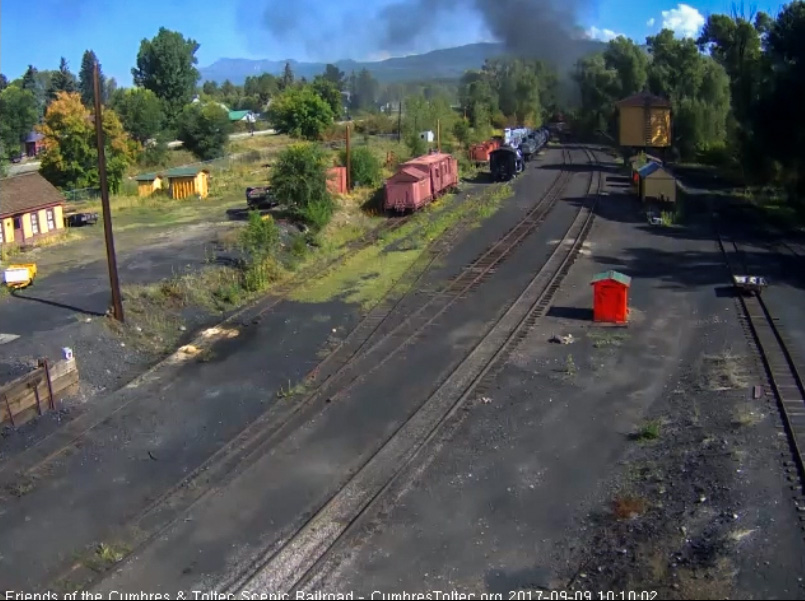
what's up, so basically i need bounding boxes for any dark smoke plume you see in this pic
[245,0,594,65]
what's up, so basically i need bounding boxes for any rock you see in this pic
[550,334,575,344]
[178,325,187,332]
[120,343,125,348]
[698,496,707,503]
[680,526,687,535]
[481,396,492,404]
[135,326,143,333]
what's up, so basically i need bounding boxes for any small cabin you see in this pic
[616,92,672,149]
[591,270,631,324]
[165,167,210,200]
[637,162,677,204]
[135,172,166,197]
[419,131,435,143]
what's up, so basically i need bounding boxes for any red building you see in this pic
[24,132,45,157]
[590,270,631,323]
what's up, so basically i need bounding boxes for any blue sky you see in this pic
[0,1,788,84]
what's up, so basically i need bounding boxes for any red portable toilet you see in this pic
[590,270,631,323]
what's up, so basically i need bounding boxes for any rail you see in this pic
[223,147,602,594]
[714,223,805,490]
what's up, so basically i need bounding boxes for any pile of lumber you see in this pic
[1,357,79,427]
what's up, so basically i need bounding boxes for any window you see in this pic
[46,209,55,230]
[31,212,39,235]
[0,226,4,244]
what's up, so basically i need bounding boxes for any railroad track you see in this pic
[41,148,576,592]
[714,224,805,505]
[221,147,603,595]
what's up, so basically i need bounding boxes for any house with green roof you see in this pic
[134,166,210,199]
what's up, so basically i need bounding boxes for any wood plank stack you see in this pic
[0,358,79,427]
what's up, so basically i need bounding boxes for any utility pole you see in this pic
[345,123,351,192]
[437,119,441,153]
[93,61,124,322]
[398,101,402,143]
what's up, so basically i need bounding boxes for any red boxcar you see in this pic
[326,166,347,195]
[468,138,501,165]
[384,152,458,212]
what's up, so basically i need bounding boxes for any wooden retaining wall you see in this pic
[0,358,79,427]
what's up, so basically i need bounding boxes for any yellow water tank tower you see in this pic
[616,92,672,148]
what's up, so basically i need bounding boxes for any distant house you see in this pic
[0,172,66,246]
[24,132,45,157]
[228,110,256,123]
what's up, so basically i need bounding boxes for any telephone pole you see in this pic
[397,101,402,143]
[437,119,441,153]
[93,61,124,322]
[345,123,352,192]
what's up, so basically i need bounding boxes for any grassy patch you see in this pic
[588,329,629,348]
[700,349,749,391]
[562,353,578,376]
[290,183,514,310]
[276,379,308,399]
[83,542,130,572]
[732,403,763,427]
[633,420,661,442]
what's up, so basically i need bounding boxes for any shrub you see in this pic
[240,211,280,259]
[176,101,233,160]
[340,146,382,187]
[271,143,335,230]
[405,133,427,158]
[267,86,335,140]
[355,114,397,135]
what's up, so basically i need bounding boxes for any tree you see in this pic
[176,101,232,160]
[281,62,295,90]
[111,87,164,144]
[339,146,382,187]
[267,85,335,140]
[78,50,105,106]
[270,143,333,230]
[322,64,346,91]
[244,73,277,110]
[312,77,343,116]
[105,77,118,103]
[21,65,38,94]
[202,80,219,96]
[39,91,135,192]
[47,57,78,101]
[132,27,200,126]
[0,74,8,92]
[602,37,649,99]
[0,86,39,159]
[350,69,379,112]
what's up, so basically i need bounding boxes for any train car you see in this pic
[469,138,501,166]
[384,152,459,213]
[490,147,524,181]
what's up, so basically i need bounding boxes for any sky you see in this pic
[0,0,789,84]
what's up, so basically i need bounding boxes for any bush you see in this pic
[176,102,233,160]
[240,211,280,259]
[355,114,397,135]
[405,133,427,158]
[271,143,335,230]
[340,146,382,187]
[267,86,335,140]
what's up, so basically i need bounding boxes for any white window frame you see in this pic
[46,208,56,230]
[31,212,40,235]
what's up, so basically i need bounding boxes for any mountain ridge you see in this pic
[199,41,605,85]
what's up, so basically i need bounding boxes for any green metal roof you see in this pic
[228,110,251,121]
[134,172,162,182]
[164,166,209,178]
[591,270,631,286]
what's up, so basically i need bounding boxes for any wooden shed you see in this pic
[628,153,664,191]
[591,270,631,324]
[135,172,166,197]
[165,167,210,200]
[616,92,672,148]
[637,162,677,203]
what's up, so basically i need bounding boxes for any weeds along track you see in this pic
[44,148,576,592]
[220,148,602,595]
[715,225,805,522]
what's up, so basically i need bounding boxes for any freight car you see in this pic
[490,147,524,181]
[469,138,502,167]
[384,152,459,213]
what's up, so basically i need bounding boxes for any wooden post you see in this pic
[93,61,124,322]
[398,101,402,142]
[345,124,351,191]
[437,119,441,153]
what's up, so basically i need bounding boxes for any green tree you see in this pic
[132,27,201,126]
[267,85,335,140]
[322,64,346,90]
[350,68,379,112]
[0,74,8,92]
[0,85,39,159]
[175,101,233,160]
[111,87,164,144]
[603,37,649,98]
[78,50,104,106]
[339,146,382,187]
[271,143,334,229]
[105,77,118,103]
[47,57,78,102]
[244,73,278,110]
[202,80,219,97]
[281,62,295,90]
[312,77,343,116]
[39,91,135,192]
[21,65,38,94]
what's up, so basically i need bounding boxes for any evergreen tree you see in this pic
[47,57,77,101]
[79,50,105,106]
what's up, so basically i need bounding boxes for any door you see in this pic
[13,216,22,242]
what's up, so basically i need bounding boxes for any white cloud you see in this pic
[586,26,625,42]
[647,17,656,27]
[661,4,705,38]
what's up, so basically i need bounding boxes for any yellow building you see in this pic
[0,172,66,247]
[637,162,677,203]
[135,172,166,197]
[616,92,672,148]
[165,167,210,200]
